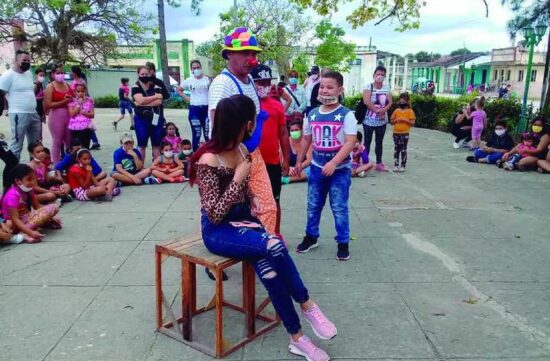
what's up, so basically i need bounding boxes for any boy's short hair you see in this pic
[180,139,192,146]
[356,131,363,142]
[160,140,172,149]
[374,65,387,74]
[399,92,410,101]
[494,120,507,128]
[121,77,129,84]
[190,59,201,68]
[321,71,343,86]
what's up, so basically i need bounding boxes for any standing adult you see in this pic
[451,103,474,148]
[362,65,393,171]
[208,26,278,235]
[283,70,306,124]
[44,64,72,163]
[303,66,320,116]
[131,65,165,163]
[177,59,211,151]
[145,62,171,101]
[0,49,42,160]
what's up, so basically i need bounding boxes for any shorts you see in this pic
[265,163,282,203]
[471,127,483,140]
[119,100,133,115]
[133,113,165,148]
[158,163,178,172]
[73,186,93,201]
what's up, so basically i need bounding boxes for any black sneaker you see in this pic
[496,159,504,168]
[112,121,118,131]
[130,125,135,130]
[296,235,318,253]
[466,156,477,163]
[90,143,101,150]
[336,243,350,261]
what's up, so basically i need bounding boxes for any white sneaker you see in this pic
[357,171,366,178]
[453,142,460,149]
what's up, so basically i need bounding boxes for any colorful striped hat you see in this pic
[221,27,262,60]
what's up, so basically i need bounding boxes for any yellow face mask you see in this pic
[532,125,543,133]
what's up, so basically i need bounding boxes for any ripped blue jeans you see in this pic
[201,204,309,335]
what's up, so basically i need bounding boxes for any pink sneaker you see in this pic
[289,335,330,361]
[302,304,337,340]
[375,163,388,172]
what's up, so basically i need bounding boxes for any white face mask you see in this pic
[256,85,270,99]
[18,183,33,193]
[163,151,173,158]
[317,95,339,105]
[192,69,202,77]
[182,149,192,156]
[495,129,506,136]
[375,75,385,83]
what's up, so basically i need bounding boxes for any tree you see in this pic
[413,51,441,63]
[502,0,550,110]
[196,0,312,76]
[314,20,356,72]
[450,47,472,57]
[0,0,155,65]
[291,53,310,80]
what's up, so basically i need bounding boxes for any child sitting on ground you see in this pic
[390,93,416,172]
[56,138,107,180]
[502,132,537,171]
[177,138,193,178]
[162,122,182,153]
[150,141,185,183]
[351,132,374,177]
[27,140,72,204]
[283,121,313,184]
[1,164,62,243]
[111,134,153,185]
[0,219,30,244]
[68,149,119,201]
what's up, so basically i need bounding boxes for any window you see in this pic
[506,70,511,81]
[518,70,524,82]
[499,69,505,81]
[531,70,537,82]
[493,70,498,81]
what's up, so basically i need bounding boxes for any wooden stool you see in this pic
[155,234,280,358]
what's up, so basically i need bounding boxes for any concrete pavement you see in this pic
[1,108,550,361]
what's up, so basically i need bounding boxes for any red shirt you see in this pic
[259,97,285,165]
[67,164,88,190]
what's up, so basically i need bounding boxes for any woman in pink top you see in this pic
[44,64,72,163]
[1,164,61,243]
[68,83,95,148]
[470,97,487,149]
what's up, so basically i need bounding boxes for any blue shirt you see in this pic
[55,153,102,176]
[303,105,356,169]
[113,147,143,172]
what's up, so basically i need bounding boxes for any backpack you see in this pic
[354,84,372,122]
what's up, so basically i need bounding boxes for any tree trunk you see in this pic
[540,26,550,111]
[157,0,171,87]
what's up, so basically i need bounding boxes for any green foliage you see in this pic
[413,51,441,62]
[291,54,310,81]
[0,0,155,65]
[289,0,426,31]
[449,48,472,57]
[164,97,187,109]
[93,95,119,108]
[314,20,356,72]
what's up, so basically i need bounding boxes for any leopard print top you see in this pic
[195,163,250,224]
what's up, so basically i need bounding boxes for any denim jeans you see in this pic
[188,105,209,151]
[305,164,351,243]
[201,204,309,335]
[474,149,503,164]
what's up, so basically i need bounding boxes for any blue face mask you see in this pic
[289,77,298,85]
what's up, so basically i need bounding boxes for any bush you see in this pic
[164,97,187,109]
[94,95,119,108]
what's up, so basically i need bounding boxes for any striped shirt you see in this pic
[208,68,260,116]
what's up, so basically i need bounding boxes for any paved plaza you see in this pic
[1,108,550,361]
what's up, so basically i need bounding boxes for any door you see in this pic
[481,69,487,84]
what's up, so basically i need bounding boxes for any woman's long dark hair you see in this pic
[189,94,256,184]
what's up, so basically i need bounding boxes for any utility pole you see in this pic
[233,0,238,27]
[158,0,170,87]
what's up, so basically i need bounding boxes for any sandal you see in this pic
[204,267,229,281]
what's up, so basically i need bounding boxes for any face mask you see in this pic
[495,129,506,136]
[139,76,152,83]
[20,62,31,72]
[398,103,407,109]
[163,151,173,158]
[18,182,33,193]
[37,76,45,83]
[54,74,65,82]
[192,69,202,77]
[289,77,298,85]
[256,85,270,99]
[182,149,192,156]
[375,75,385,83]
[317,95,339,105]
[290,130,301,140]
[532,125,543,133]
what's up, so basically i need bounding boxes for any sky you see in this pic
[152,0,548,56]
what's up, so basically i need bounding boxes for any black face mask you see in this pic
[243,130,252,141]
[139,76,152,83]
[398,103,407,109]
[20,62,31,72]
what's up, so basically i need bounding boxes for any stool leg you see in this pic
[243,261,256,337]
[182,260,193,341]
[215,269,224,357]
[155,248,163,330]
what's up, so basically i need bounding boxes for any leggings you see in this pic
[393,133,409,167]
[48,108,71,164]
[363,124,387,164]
